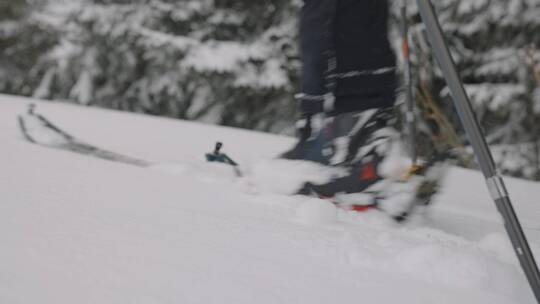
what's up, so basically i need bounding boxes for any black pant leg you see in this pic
[299,0,338,115]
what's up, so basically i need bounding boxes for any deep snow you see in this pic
[1,94,540,303]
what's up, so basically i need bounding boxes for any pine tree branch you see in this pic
[525,45,540,88]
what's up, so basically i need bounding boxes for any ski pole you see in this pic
[416,0,540,302]
[400,0,417,165]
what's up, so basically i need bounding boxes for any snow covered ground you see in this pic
[1,93,540,303]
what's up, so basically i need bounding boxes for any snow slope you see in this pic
[1,94,540,304]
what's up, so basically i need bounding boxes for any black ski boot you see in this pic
[279,113,330,164]
[280,115,315,160]
[280,109,377,165]
[296,108,444,221]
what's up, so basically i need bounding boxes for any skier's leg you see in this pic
[280,0,338,160]
[287,0,443,220]
[281,0,398,163]
[332,0,397,115]
[298,0,338,115]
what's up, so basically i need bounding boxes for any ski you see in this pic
[18,104,150,167]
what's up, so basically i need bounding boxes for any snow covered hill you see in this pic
[1,94,540,304]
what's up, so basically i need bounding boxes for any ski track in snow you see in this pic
[1,94,539,303]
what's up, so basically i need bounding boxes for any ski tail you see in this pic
[18,104,150,167]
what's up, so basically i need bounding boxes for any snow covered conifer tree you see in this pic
[401,0,540,179]
[34,0,301,133]
[0,0,58,96]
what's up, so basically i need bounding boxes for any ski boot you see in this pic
[279,113,326,163]
[280,109,380,165]
[295,108,444,222]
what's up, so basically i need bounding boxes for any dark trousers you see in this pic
[300,0,397,116]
